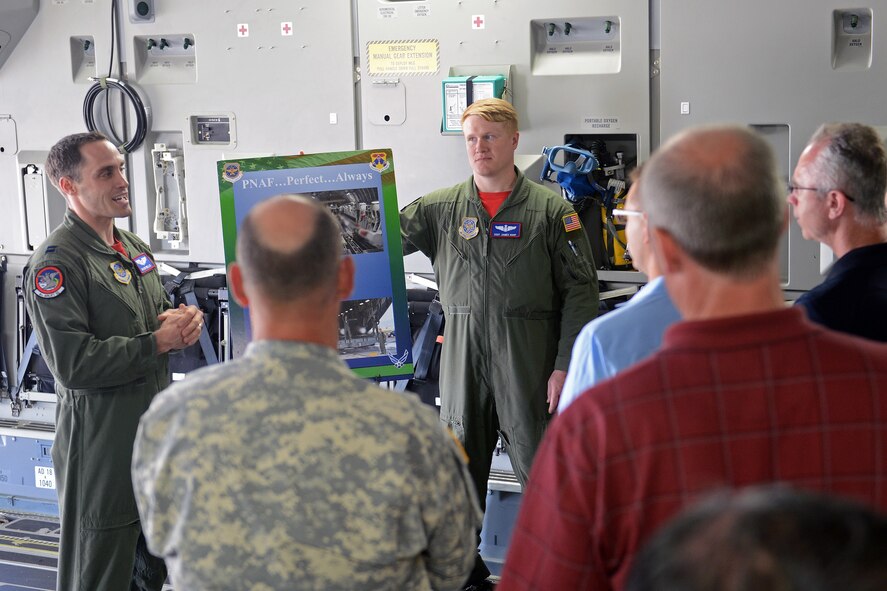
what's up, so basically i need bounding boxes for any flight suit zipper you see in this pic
[122,247,164,392]
[476,198,492,382]
[113,248,153,336]
[126,254,156,335]
[134,270,151,330]
[117,252,154,332]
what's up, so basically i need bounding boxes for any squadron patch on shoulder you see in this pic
[34,266,65,299]
[459,217,479,240]
[562,212,582,233]
[132,252,156,276]
[110,261,132,285]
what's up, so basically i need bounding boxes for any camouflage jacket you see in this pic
[132,340,481,591]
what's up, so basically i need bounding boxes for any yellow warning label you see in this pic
[366,39,440,76]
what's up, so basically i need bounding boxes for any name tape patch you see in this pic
[490,222,522,238]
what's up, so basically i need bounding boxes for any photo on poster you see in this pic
[338,297,403,363]
[314,189,384,255]
[217,149,413,380]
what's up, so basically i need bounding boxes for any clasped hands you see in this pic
[154,304,204,354]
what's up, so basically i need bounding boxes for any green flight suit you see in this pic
[400,170,599,504]
[24,211,169,591]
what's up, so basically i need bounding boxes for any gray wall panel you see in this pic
[357,0,651,273]
[122,0,357,264]
[0,0,357,266]
[660,1,887,290]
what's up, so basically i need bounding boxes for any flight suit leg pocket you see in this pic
[498,424,546,488]
[440,413,465,444]
[71,389,145,528]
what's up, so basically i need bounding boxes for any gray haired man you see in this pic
[790,122,887,341]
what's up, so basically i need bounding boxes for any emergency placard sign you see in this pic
[366,39,439,76]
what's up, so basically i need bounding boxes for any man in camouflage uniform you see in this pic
[24,132,203,591]
[400,99,599,585]
[132,195,481,590]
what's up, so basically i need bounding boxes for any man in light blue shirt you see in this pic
[559,177,681,413]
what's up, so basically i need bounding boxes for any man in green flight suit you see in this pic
[24,132,203,591]
[400,98,599,586]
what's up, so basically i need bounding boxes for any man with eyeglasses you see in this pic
[498,125,887,591]
[558,168,680,413]
[789,122,887,341]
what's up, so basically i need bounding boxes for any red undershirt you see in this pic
[479,191,511,218]
[111,237,128,257]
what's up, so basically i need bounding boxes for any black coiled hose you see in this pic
[82,77,148,153]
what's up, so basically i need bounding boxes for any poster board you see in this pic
[217,149,414,380]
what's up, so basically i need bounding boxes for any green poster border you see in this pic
[217,149,413,379]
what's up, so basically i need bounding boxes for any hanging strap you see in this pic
[465,75,477,108]
[412,297,444,381]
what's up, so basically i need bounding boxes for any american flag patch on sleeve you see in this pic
[562,212,582,232]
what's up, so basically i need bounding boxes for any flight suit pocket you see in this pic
[560,246,593,282]
[437,233,472,308]
[446,234,469,262]
[71,388,147,528]
[504,231,543,268]
[503,231,555,309]
[440,414,465,443]
[503,309,557,320]
[68,378,147,398]
[92,281,141,339]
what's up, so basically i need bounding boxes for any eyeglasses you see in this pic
[787,183,855,202]
[612,208,643,218]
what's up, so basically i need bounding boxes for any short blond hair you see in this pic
[461,98,518,132]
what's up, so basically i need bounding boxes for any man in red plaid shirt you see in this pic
[498,125,887,591]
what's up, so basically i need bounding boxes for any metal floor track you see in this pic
[0,515,174,590]
[0,515,58,590]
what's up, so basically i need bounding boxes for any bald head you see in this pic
[236,195,342,302]
[640,126,785,278]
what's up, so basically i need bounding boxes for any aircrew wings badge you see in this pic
[133,252,156,276]
[34,266,65,299]
[562,212,582,232]
[459,217,479,240]
[490,222,522,238]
